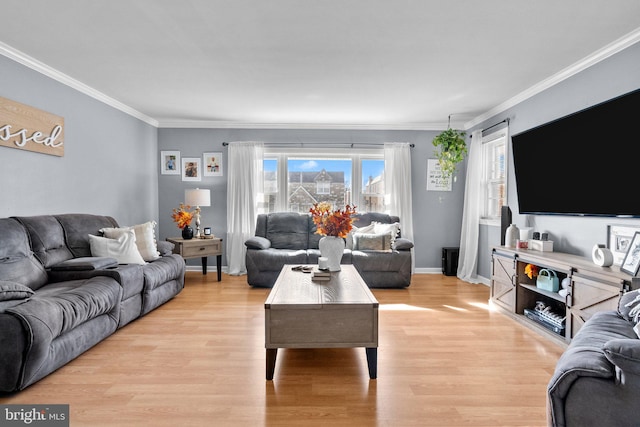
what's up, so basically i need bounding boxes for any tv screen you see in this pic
[511,88,640,217]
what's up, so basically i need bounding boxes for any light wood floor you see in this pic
[0,272,564,426]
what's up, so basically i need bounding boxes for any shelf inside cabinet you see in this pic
[520,283,566,303]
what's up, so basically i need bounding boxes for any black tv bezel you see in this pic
[511,87,640,218]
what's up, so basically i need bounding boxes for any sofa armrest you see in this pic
[604,338,640,375]
[157,240,174,257]
[49,257,118,271]
[245,236,271,250]
[394,238,414,250]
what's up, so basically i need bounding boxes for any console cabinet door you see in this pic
[567,274,621,338]
[491,253,517,312]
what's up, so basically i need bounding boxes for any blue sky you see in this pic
[264,159,384,188]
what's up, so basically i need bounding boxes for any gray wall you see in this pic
[0,55,159,226]
[158,128,466,270]
[474,41,640,279]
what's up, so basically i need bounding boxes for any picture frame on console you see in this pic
[620,231,640,276]
[607,224,640,265]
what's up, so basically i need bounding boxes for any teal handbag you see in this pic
[536,269,560,292]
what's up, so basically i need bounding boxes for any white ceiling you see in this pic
[1,1,640,129]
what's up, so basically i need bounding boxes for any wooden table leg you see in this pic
[366,348,377,379]
[216,255,222,281]
[266,348,278,380]
[201,256,207,275]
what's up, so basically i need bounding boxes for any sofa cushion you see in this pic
[50,257,119,271]
[54,214,119,258]
[0,218,48,290]
[8,277,121,339]
[265,213,309,250]
[0,281,35,301]
[101,221,161,262]
[88,231,146,265]
[13,215,74,268]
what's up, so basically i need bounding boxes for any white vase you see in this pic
[319,236,345,272]
[505,224,519,248]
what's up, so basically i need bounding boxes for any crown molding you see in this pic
[156,120,457,131]
[465,27,640,130]
[0,42,158,127]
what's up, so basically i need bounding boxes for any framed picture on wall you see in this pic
[181,157,201,181]
[160,150,180,175]
[203,152,223,176]
[621,232,640,276]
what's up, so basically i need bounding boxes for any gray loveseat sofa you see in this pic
[245,212,413,288]
[0,214,185,392]
[547,289,640,426]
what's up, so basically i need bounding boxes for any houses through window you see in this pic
[262,148,385,214]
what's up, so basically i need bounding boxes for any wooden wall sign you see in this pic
[0,96,64,157]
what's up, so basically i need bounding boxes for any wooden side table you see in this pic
[166,237,223,281]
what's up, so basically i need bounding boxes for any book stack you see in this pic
[311,268,331,281]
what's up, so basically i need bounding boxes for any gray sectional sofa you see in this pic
[0,214,185,392]
[547,289,640,426]
[245,212,413,288]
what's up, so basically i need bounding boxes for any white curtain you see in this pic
[226,141,264,275]
[384,142,414,272]
[457,130,483,283]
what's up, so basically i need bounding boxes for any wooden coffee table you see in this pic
[264,264,379,380]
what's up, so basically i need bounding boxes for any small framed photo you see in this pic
[607,224,640,265]
[621,231,640,276]
[204,152,223,176]
[160,150,180,175]
[181,157,201,181]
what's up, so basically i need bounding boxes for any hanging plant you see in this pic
[432,122,467,178]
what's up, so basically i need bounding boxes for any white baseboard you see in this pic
[183,265,491,286]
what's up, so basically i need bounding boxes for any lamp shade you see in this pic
[185,188,210,207]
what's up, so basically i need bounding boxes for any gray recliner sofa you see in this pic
[0,214,185,392]
[547,289,640,426]
[245,212,413,288]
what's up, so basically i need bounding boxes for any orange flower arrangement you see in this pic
[310,202,356,238]
[524,263,539,279]
[171,203,194,229]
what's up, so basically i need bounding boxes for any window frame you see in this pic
[480,129,508,226]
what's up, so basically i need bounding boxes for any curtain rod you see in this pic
[483,118,510,134]
[221,141,414,148]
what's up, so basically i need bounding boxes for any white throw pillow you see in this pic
[88,230,146,265]
[372,221,401,248]
[345,223,376,250]
[353,233,392,252]
[101,221,160,262]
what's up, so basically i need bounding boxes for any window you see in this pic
[481,130,507,221]
[262,148,385,214]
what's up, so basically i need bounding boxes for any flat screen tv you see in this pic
[511,87,640,217]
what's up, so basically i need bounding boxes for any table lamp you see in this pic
[185,188,211,238]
